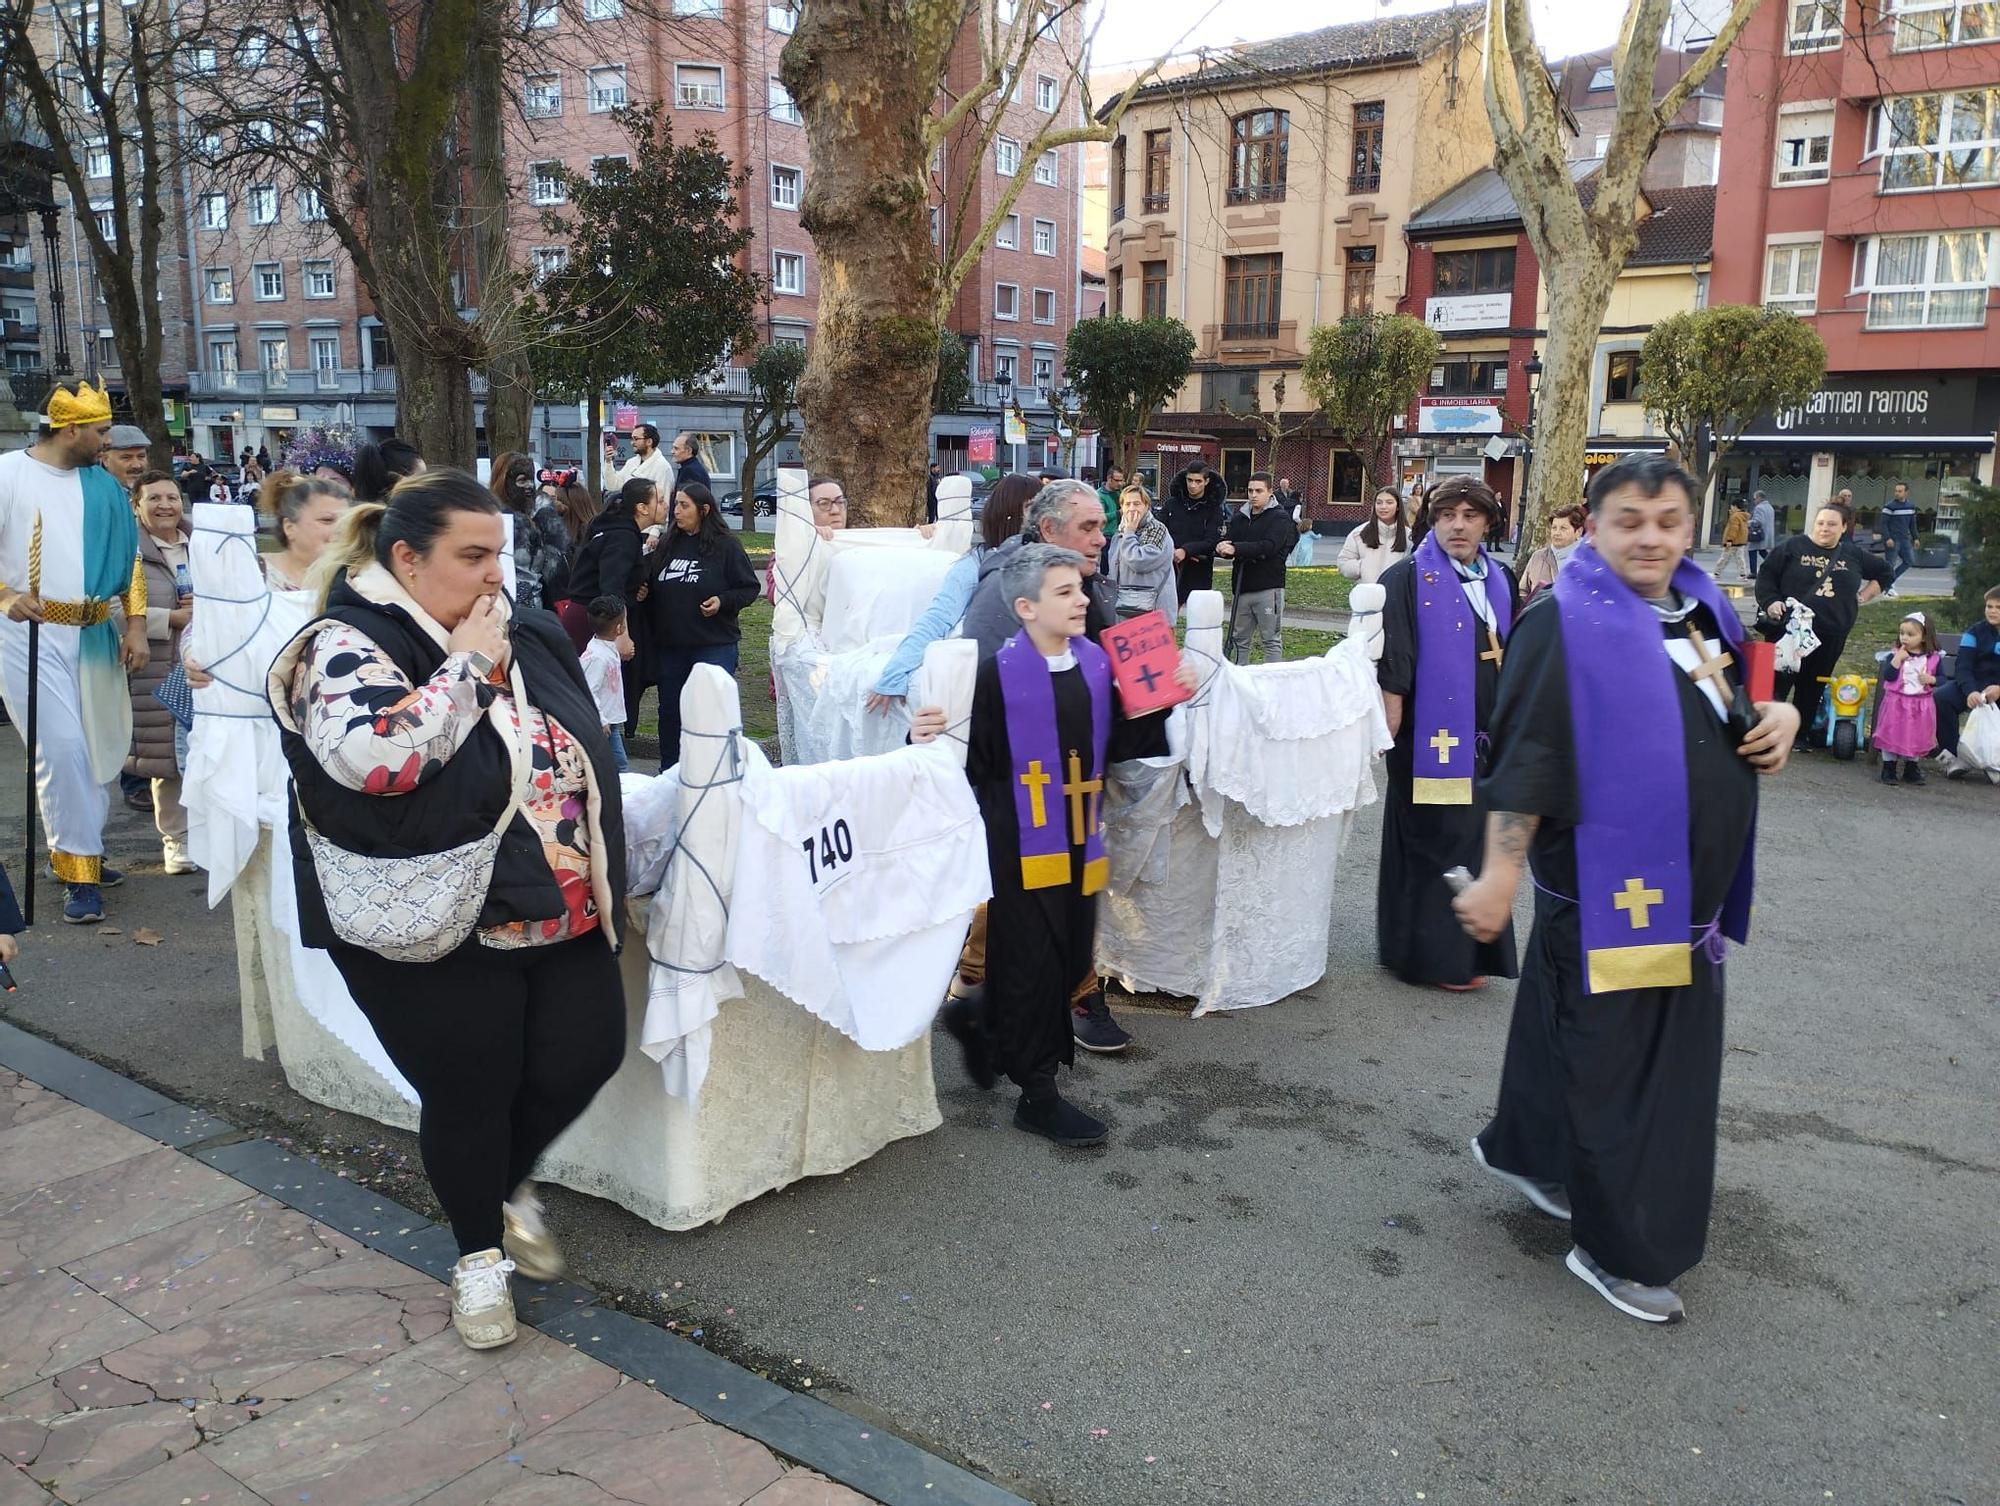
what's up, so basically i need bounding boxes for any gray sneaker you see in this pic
[1470,1136,1571,1220]
[1565,1246,1684,1324]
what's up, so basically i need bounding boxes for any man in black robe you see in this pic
[1453,454,1800,1324]
[1374,477,1519,990]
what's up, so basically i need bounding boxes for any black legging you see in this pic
[331,931,626,1255]
[1775,635,1845,738]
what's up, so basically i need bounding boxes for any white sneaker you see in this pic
[1935,749,1970,779]
[451,1248,518,1349]
[1883,588,1901,599]
[162,838,198,876]
[502,1184,566,1282]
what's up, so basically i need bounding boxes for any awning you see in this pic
[1736,433,1994,449]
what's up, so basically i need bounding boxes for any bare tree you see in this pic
[781,0,1201,524]
[1,0,183,462]
[1483,0,1759,541]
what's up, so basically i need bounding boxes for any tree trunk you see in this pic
[783,1,944,527]
[1523,248,1621,547]
[585,388,605,497]
[468,11,533,458]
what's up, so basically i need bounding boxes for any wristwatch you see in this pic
[464,649,497,679]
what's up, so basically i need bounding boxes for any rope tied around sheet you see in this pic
[186,523,278,714]
[644,725,747,979]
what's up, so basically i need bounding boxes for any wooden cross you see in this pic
[1686,626,1735,708]
[1480,625,1505,668]
[1429,727,1460,760]
[1019,759,1051,829]
[1614,877,1665,930]
[1063,750,1103,845]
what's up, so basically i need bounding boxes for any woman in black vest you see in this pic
[266,469,626,1353]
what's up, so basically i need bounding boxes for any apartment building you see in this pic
[22,0,1086,482]
[1556,44,1726,189]
[1710,0,2000,535]
[1099,9,1494,512]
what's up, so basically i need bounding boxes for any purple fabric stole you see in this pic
[1553,540,1756,995]
[997,629,1113,895]
[1411,531,1513,805]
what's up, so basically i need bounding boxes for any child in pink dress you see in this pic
[1876,612,1940,785]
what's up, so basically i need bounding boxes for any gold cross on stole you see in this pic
[1429,727,1460,760]
[1019,759,1051,828]
[1614,877,1665,930]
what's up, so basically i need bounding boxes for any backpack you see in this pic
[1748,516,1767,547]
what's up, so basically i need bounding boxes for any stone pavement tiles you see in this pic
[0,1068,871,1506]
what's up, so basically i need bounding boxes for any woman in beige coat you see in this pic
[124,470,197,873]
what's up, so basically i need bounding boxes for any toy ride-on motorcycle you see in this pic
[1815,671,1874,760]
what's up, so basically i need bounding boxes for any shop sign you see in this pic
[613,403,640,432]
[1418,398,1502,435]
[1153,441,1206,453]
[260,406,297,422]
[1423,293,1513,332]
[967,424,996,464]
[1745,375,1980,440]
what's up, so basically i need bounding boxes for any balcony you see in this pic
[1200,319,1299,360]
[1219,320,1279,340]
[1225,182,1286,206]
[1141,192,1169,214]
[1347,172,1381,195]
[969,381,1053,410]
[2,317,38,341]
[186,367,396,400]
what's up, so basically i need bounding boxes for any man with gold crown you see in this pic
[0,380,148,924]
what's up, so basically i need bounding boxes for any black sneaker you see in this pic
[939,988,995,1091]
[1071,988,1132,1054]
[1013,1093,1108,1147]
[1880,761,1899,784]
[1901,760,1926,785]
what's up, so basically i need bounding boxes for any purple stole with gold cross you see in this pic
[997,629,1112,894]
[1553,540,1755,994]
[1411,531,1511,805]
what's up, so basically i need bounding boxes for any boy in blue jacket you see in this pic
[1936,584,2000,778]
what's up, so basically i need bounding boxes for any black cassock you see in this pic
[1374,555,1520,986]
[965,653,1103,1097]
[1475,596,1757,1287]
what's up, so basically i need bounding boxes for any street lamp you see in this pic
[1519,353,1545,542]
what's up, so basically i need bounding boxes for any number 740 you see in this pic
[801,819,854,883]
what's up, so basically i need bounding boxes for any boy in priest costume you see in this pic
[1374,475,1520,990]
[915,543,1146,1147]
[1453,454,1799,1325]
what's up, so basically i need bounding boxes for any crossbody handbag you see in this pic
[299,659,535,963]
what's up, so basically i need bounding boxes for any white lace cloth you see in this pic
[1097,633,1391,1015]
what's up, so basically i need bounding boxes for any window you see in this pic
[1228,110,1288,203]
[768,0,797,31]
[85,139,110,178]
[293,20,322,53]
[995,213,1019,249]
[1592,133,1610,157]
[528,161,565,206]
[673,0,722,15]
[1141,259,1166,319]
[187,44,217,72]
[309,334,340,372]
[198,193,227,230]
[996,137,1021,176]
[768,78,802,124]
[304,260,335,297]
[204,267,234,304]
[1223,253,1281,336]
[195,129,221,160]
[1763,240,1820,311]
[96,333,118,370]
[1033,218,1055,255]
[367,325,394,369]
[531,246,568,280]
[523,0,556,27]
[248,185,278,225]
[773,251,805,294]
[995,282,1020,320]
[1588,64,1616,90]
[297,93,325,137]
[1032,350,1055,388]
[1034,149,1058,186]
[585,0,622,17]
[771,164,802,209]
[1428,357,1508,396]
[259,335,289,379]
[773,322,808,349]
[94,206,116,245]
[1605,350,1643,402]
[1433,247,1516,294]
[253,262,284,299]
[298,186,326,222]
[1108,267,1122,316]
[1788,0,1842,52]
[993,347,1018,385]
[1776,109,1833,184]
[208,336,238,380]
[242,119,276,148]
[676,64,724,109]
[1890,0,1995,49]
[238,31,270,67]
[1857,230,1991,327]
[1349,101,1384,194]
[930,205,940,244]
[590,154,628,181]
[588,65,626,112]
[1035,74,1057,112]
[1143,129,1170,212]
[1032,288,1056,323]
[1110,136,1126,220]
[1874,90,2000,191]
[1344,245,1376,316]
[525,73,561,118]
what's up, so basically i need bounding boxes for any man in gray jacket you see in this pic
[961,480,1114,656]
[1748,490,1777,579]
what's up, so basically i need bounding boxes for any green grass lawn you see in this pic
[1212,567,1353,619]
[1837,595,1957,677]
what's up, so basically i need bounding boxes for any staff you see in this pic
[21,514,40,925]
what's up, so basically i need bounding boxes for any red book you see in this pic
[1740,638,1775,704]
[1100,609,1194,715]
